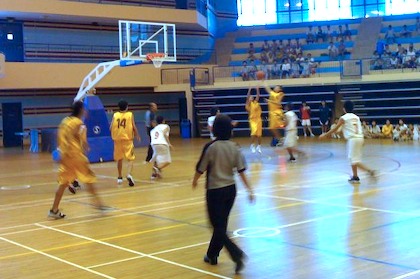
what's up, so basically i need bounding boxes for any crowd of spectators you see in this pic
[371,42,420,70]
[360,119,419,141]
[306,24,353,44]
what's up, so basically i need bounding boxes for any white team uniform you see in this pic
[341,113,364,164]
[208,116,216,140]
[150,124,171,164]
[284,110,298,148]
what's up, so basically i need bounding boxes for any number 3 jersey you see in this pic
[340,113,363,140]
[151,124,170,145]
[111,111,134,141]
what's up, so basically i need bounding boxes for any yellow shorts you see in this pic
[114,140,135,161]
[269,110,284,129]
[249,119,262,137]
[58,154,96,185]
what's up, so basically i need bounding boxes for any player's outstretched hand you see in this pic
[136,135,141,142]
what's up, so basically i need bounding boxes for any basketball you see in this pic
[256,71,265,80]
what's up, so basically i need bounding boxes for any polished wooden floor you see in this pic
[0,137,419,279]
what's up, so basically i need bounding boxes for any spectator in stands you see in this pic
[248,60,258,80]
[307,53,317,75]
[262,40,270,52]
[402,50,415,68]
[395,43,405,57]
[344,24,352,41]
[326,25,333,42]
[267,50,275,65]
[371,51,383,70]
[319,100,331,134]
[390,54,401,69]
[385,25,397,44]
[300,101,314,137]
[407,124,415,140]
[248,43,256,60]
[328,42,338,60]
[384,44,392,56]
[306,26,315,44]
[281,58,291,79]
[259,60,269,80]
[290,58,301,78]
[393,124,401,141]
[397,119,409,141]
[362,121,372,138]
[295,39,303,55]
[271,40,278,54]
[241,61,250,81]
[382,120,393,138]
[300,58,310,78]
[371,121,381,138]
[336,25,344,42]
[338,40,347,60]
[400,25,411,38]
[271,60,281,79]
[316,26,326,42]
[260,50,268,64]
[407,45,416,59]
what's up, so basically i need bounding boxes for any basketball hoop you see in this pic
[146,53,166,68]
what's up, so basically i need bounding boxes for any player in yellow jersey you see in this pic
[48,101,108,219]
[110,100,140,187]
[245,86,262,153]
[264,83,285,146]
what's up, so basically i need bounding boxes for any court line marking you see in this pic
[87,256,145,269]
[392,270,420,279]
[81,209,366,269]
[0,236,115,279]
[35,223,232,279]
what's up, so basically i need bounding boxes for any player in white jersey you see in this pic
[208,107,220,140]
[150,116,173,179]
[283,103,305,162]
[320,101,376,183]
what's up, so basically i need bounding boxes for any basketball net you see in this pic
[146,53,165,68]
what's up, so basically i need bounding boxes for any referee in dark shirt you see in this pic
[192,114,255,274]
[145,102,157,162]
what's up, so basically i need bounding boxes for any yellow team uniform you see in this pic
[382,124,393,138]
[268,90,284,129]
[111,111,135,161]
[57,116,96,185]
[247,101,262,137]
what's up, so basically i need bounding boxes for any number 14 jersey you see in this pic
[340,113,363,140]
[111,111,134,141]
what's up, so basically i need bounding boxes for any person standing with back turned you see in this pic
[145,103,157,163]
[193,114,255,274]
[110,100,140,187]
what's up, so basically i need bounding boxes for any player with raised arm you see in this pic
[110,100,140,187]
[263,83,285,146]
[320,100,376,183]
[245,86,262,153]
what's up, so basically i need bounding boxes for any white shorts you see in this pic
[302,119,311,126]
[284,129,297,148]
[151,144,171,165]
[347,137,364,164]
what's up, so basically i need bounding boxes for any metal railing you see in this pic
[161,67,211,85]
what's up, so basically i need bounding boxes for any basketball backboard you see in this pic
[119,20,177,63]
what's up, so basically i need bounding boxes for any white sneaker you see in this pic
[48,209,66,219]
[153,166,162,179]
[126,175,135,187]
[117,177,123,185]
[250,144,256,153]
[256,145,262,154]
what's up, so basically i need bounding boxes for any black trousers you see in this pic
[145,127,154,162]
[206,184,243,261]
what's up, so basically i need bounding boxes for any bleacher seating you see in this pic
[193,86,335,137]
[339,81,420,125]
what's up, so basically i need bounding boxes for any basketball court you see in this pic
[1,138,419,278]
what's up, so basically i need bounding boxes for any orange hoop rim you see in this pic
[146,53,166,62]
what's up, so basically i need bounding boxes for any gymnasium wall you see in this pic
[0,0,205,27]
